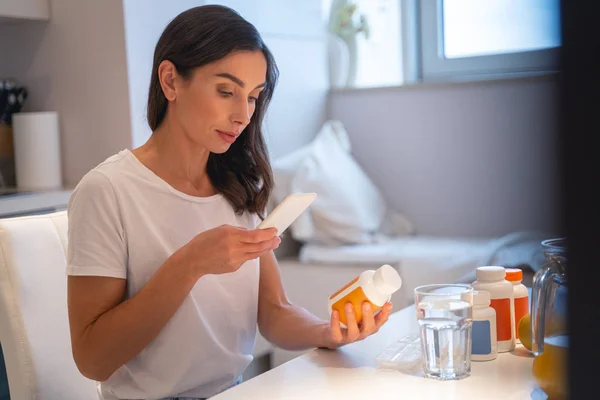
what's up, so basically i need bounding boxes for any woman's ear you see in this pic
[158,60,178,101]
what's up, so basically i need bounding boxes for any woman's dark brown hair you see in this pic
[147,5,278,218]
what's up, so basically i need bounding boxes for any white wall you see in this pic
[329,75,561,238]
[123,0,329,159]
[0,1,132,187]
[122,0,204,149]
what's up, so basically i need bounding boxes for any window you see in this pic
[324,0,561,89]
[441,0,561,59]
[419,0,561,80]
[352,0,403,88]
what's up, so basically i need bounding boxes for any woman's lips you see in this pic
[217,130,238,144]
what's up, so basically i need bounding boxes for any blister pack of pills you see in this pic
[374,333,422,372]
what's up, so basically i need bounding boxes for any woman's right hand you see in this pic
[182,224,280,277]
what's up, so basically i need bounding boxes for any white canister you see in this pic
[471,290,498,361]
[472,266,515,352]
[12,111,62,190]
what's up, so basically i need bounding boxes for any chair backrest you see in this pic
[0,211,98,399]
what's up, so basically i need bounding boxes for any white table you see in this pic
[213,305,546,400]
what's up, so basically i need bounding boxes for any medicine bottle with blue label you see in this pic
[471,290,498,361]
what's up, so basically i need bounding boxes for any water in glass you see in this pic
[415,285,473,380]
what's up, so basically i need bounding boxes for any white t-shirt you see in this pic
[66,149,261,399]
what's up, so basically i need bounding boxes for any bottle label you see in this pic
[472,320,492,354]
[490,298,512,341]
[330,276,359,300]
[514,296,529,338]
[331,286,380,326]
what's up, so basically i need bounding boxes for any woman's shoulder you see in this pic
[91,149,132,179]
[70,150,132,201]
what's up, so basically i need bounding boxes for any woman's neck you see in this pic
[132,120,216,197]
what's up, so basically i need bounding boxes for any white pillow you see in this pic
[289,121,387,245]
[271,145,313,204]
[271,144,315,240]
[270,121,351,203]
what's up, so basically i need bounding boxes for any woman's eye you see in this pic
[219,91,233,97]
[248,96,258,104]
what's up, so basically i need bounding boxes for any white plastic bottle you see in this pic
[472,266,515,352]
[328,264,402,327]
[505,268,529,345]
[471,290,498,361]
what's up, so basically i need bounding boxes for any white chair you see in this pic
[0,211,98,399]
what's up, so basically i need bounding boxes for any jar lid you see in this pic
[373,264,402,295]
[473,290,491,306]
[476,266,506,281]
[505,268,523,282]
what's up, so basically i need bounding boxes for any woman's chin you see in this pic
[211,142,232,154]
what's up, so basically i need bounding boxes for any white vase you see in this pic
[327,33,349,89]
[344,35,358,87]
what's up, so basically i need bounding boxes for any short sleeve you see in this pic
[252,212,261,230]
[66,170,127,279]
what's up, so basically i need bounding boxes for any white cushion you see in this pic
[0,211,98,399]
[271,143,315,241]
[289,120,387,245]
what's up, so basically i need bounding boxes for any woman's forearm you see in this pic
[258,303,331,351]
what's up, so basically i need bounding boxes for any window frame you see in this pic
[412,0,560,82]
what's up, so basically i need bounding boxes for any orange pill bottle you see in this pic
[328,264,402,327]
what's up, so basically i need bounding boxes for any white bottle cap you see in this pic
[373,264,402,295]
[473,290,491,306]
[475,266,506,282]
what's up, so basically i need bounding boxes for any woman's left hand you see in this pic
[322,302,393,350]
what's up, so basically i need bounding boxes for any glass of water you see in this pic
[414,284,474,380]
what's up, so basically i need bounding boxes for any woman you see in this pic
[66,5,392,400]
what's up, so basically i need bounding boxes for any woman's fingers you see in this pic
[360,302,376,336]
[326,302,392,348]
[374,302,393,329]
[243,238,280,260]
[242,236,281,254]
[344,303,360,342]
[238,227,278,243]
[330,310,344,344]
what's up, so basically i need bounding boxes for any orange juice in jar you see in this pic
[532,334,569,400]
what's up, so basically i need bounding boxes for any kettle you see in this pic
[530,238,568,399]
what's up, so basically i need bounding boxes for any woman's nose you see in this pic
[231,100,251,126]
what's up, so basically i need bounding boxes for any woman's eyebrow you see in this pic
[215,73,265,89]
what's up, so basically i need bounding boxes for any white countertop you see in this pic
[0,188,72,217]
[213,305,546,400]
